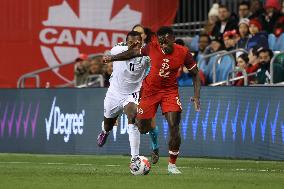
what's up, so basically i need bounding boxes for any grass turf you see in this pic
[0,153,283,189]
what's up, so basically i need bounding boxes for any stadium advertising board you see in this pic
[0,87,283,160]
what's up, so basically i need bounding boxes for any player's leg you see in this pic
[165,111,182,174]
[97,116,118,147]
[149,117,159,164]
[136,118,152,134]
[136,91,159,134]
[97,92,123,147]
[123,101,140,159]
[161,93,182,174]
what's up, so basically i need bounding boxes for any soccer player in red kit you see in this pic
[103,26,201,174]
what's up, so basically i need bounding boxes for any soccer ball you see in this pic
[129,156,151,175]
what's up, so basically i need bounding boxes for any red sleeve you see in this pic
[184,50,197,70]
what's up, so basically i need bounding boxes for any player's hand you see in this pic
[191,97,200,112]
[129,40,142,49]
[102,55,112,64]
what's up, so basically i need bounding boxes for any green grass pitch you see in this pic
[0,153,283,189]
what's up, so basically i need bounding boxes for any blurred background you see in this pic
[1,0,284,88]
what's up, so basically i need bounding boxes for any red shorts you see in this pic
[137,90,182,119]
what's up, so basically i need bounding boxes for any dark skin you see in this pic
[103,33,201,151]
[103,35,142,132]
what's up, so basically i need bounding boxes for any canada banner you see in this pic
[0,0,178,88]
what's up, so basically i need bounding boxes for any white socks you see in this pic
[128,124,140,158]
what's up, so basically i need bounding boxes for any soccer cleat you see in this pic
[151,149,159,164]
[97,131,109,147]
[168,164,182,174]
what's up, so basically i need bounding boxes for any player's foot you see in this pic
[130,155,139,163]
[168,164,182,174]
[151,148,159,164]
[97,131,109,147]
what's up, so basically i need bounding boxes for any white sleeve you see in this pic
[110,46,128,56]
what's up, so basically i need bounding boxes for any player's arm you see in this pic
[103,44,149,63]
[184,50,201,111]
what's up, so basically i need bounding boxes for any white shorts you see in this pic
[104,90,140,118]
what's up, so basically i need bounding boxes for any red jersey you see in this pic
[141,36,196,93]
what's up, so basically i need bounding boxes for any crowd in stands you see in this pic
[74,0,284,87]
[183,0,284,86]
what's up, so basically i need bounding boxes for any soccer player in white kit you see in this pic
[97,31,150,160]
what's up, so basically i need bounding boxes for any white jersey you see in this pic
[108,45,150,95]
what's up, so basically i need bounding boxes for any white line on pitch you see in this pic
[178,166,284,172]
[0,161,119,167]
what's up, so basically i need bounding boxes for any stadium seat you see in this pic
[274,33,284,51]
[188,35,199,52]
[203,55,235,83]
[268,33,276,50]
[198,55,216,83]
[215,55,235,82]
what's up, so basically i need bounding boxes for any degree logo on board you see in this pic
[39,0,142,83]
[45,97,86,143]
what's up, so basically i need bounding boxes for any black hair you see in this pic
[144,27,154,44]
[219,4,229,11]
[257,48,274,58]
[175,39,185,46]
[238,1,250,9]
[250,45,263,56]
[199,33,211,43]
[126,31,142,41]
[157,26,174,36]
[237,53,249,64]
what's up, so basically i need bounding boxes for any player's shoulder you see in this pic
[111,45,128,55]
[174,44,188,52]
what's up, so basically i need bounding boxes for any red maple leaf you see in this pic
[66,0,80,17]
[111,0,142,20]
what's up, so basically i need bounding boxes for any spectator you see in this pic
[256,48,284,84]
[247,18,269,50]
[203,3,219,35]
[208,36,225,53]
[74,53,89,86]
[193,33,211,62]
[75,54,104,87]
[282,1,284,14]
[273,15,284,37]
[89,55,103,75]
[248,45,261,66]
[237,18,250,49]
[104,62,113,87]
[238,1,251,19]
[198,36,225,84]
[211,4,238,38]
[249,0,264,19]
[235,53,260,86]
[258,0,283,34]
[223,30,238,51]
[176,39,206,86]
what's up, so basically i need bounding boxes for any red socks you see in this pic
[169,150,179,164]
